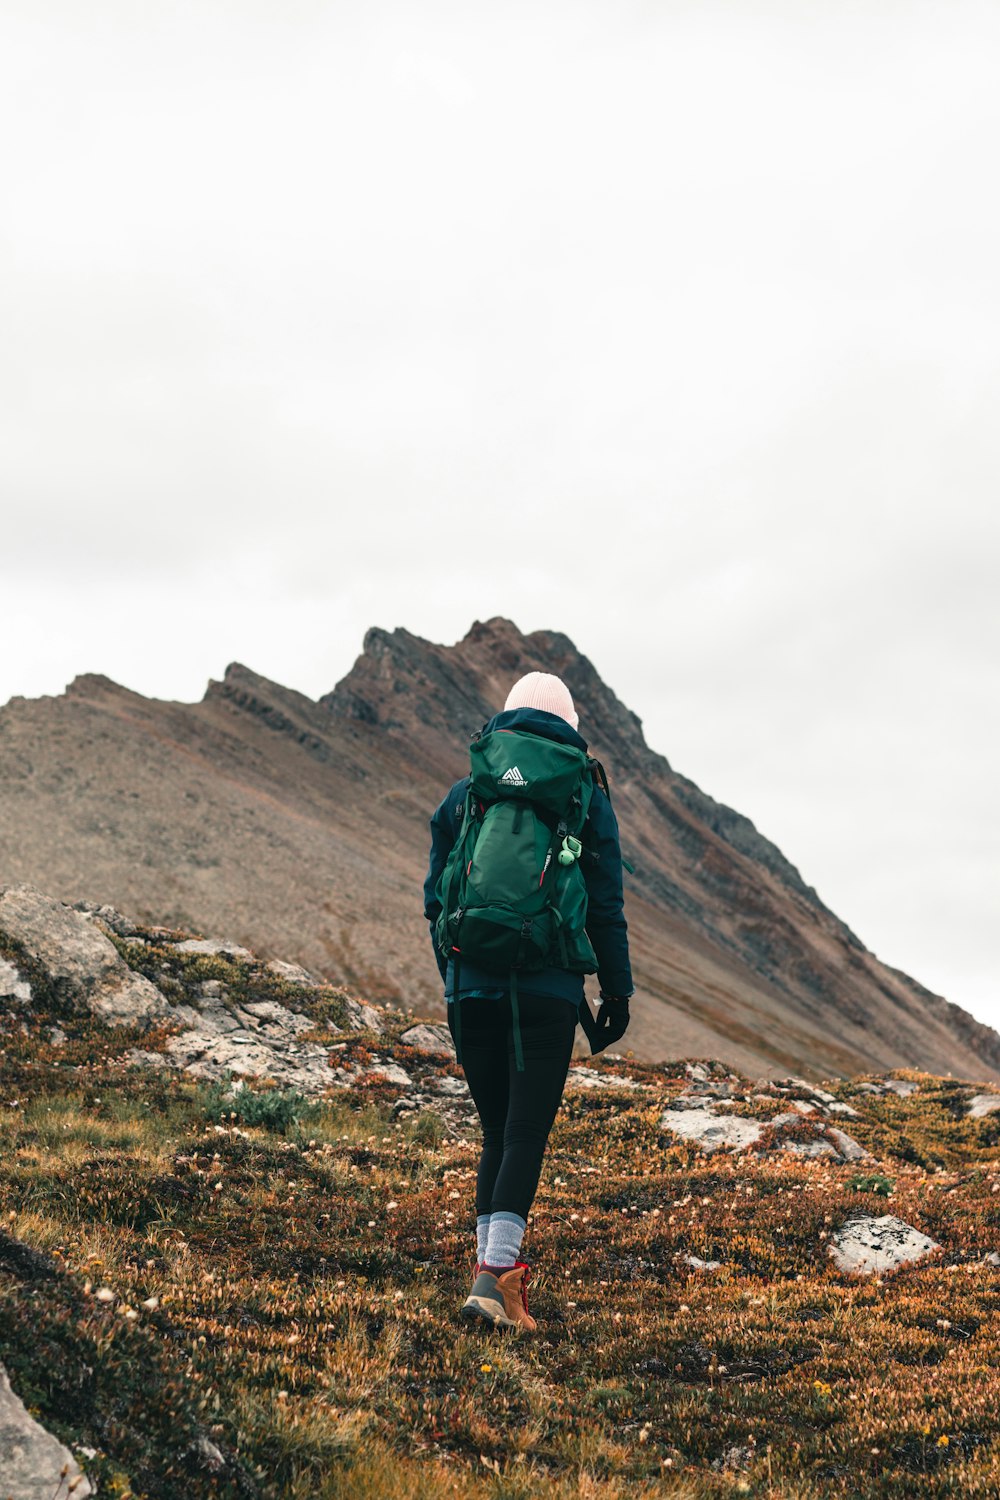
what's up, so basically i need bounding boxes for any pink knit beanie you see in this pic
[503,671,579,730]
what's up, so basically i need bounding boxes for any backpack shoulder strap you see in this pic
[589,756,612,802]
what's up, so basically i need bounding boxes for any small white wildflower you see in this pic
[94,1287,115,1303]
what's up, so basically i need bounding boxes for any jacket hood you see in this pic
[479,706,588,753]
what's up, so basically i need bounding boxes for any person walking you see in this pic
[423,670,633,1332]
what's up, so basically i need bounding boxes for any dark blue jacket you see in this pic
[423,707,634,1005]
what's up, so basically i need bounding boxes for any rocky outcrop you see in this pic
[660,1072,874,1160]
[0,886,168,1026]
[0,1361,94,1499]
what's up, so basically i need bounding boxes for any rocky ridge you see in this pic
[1,619,997,1084]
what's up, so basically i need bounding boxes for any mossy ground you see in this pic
[2,981,999,1497]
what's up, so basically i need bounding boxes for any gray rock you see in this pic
[857,1077,918,1098]
[430,1075,469,1097]
[341,997,384,1033]
[827,1101,860,1118]
[400,1023,454,1057]
[77,901,138,937]
[829,1214,939,1276]
[192,1434,226,1472]
[173,938,253,959]
[825,1126,872,1162]
[330,1059,413,1091]
[0,957,31,1004]
[661,1106,763,1153]
[712,1443,753,1472]
[162,1027,335,1092]
[984,1252,1000,1267]
[967,1094,1000,1119]
[128,987,336,1093]
[0,1359,94,1498]
[784,1139,839,1159]
[368,1060,413,1089]
[778,1120,870,1162]
[683,1254,722,1271]
[267,959,321,987]
[0,884,167,1025]
[567,1068,644,1092]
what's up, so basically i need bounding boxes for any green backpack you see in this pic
[434,726,601,1070]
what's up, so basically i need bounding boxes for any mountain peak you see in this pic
[323,618,660,777]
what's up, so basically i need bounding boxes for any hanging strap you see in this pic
[451,951,463,1066]
[510,968,525,1073]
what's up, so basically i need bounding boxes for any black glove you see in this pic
[588,994,631,1055]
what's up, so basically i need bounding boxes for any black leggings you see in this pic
[448,993,578,1222]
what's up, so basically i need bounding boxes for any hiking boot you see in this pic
[462,1262,536,1333]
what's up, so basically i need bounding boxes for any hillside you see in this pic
[2,890,1000,1498]
[0,618,996,1081]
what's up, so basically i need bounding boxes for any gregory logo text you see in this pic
[500,766,528,788]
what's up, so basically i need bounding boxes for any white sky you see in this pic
[2,1,998,1031]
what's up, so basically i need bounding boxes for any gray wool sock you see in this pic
[476,1215,490,1264]
[483,1211,527,1271]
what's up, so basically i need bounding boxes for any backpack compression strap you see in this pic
[448,957,526,1074]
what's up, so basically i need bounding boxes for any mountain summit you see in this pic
[0,618,995,1080]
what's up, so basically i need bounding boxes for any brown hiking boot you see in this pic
[462,1262,536,1333]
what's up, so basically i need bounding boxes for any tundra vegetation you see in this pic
[1,924,999,1498]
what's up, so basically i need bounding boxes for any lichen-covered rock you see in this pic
[0,884,167,1025]
[967,1093,1000,1119]
[0,1360,94,1498]
[661,1105,763,1153]
[400,1023,453,1057]
[829,1214,939,1276]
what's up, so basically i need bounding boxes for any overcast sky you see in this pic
[2,1,997,1034]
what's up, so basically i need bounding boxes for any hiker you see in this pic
[423,670,633,1332]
